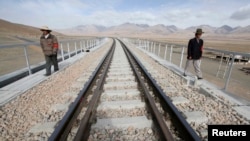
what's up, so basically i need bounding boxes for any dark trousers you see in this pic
[45,54,59,74]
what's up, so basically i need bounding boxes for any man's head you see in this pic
[194,28,204,38]
[40,26,52,35]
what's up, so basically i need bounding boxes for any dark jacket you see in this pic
[187,37,203,60]
[40,34,58,56]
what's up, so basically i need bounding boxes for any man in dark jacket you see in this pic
[183,28,204,79]
[40,26,59,76]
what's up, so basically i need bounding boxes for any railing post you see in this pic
[83,41,86,51]
[151,42,153,53]
[23,46,32,75]
[224,54,235,90]
[154,43,156,54]
[147,41,149,52]
[158,43,161,57]
[164,45,168,60]
[87,40,89,49]
[60,43,64,61]
[170,45,173,63]
[142,40,145,50]
[86,40,88,50]
[86,40,88,49]
[75,42,77,55]
[180,47,185,68]
[80,41,83,53]
[67,43,70,58]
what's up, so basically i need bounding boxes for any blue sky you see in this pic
[0,0,250,29]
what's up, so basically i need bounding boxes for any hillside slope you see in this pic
[0,19,63,44]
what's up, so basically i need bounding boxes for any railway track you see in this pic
[48,39,201,141]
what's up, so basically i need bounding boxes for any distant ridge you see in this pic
[0,18,64,44]
[56,22,250,37]
[0,18,249,38]
[0,18,63,36]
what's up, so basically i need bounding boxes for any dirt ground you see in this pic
[145,35,250,53]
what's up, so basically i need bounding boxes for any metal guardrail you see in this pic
[125,38,250,94]
[0,37,106,88]
[203,48,250,90]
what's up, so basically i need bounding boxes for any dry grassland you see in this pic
[0,45,44,75]
[0,35,98,76]
[146,36,250,53]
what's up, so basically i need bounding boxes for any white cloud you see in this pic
[0,0,249,29]
[0,0,89,28]
[230,4,250,20]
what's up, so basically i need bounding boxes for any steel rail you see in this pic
[74,38,173,140]
[73,40,116,141]
[119,40,175,141]
[50,38,201,141]
[119,39,201,141]
[48,39,115,141]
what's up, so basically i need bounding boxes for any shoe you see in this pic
[183,73,187,77]
[54,69,59,72]
[44,73,51,76]
[198,77,203,80]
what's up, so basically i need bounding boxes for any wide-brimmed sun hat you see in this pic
[40,26,52,32]
[194,28,204,34]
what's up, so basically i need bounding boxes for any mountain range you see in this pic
[1,18,250,38]
[0,18,249,53]
[56,23,250,37]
